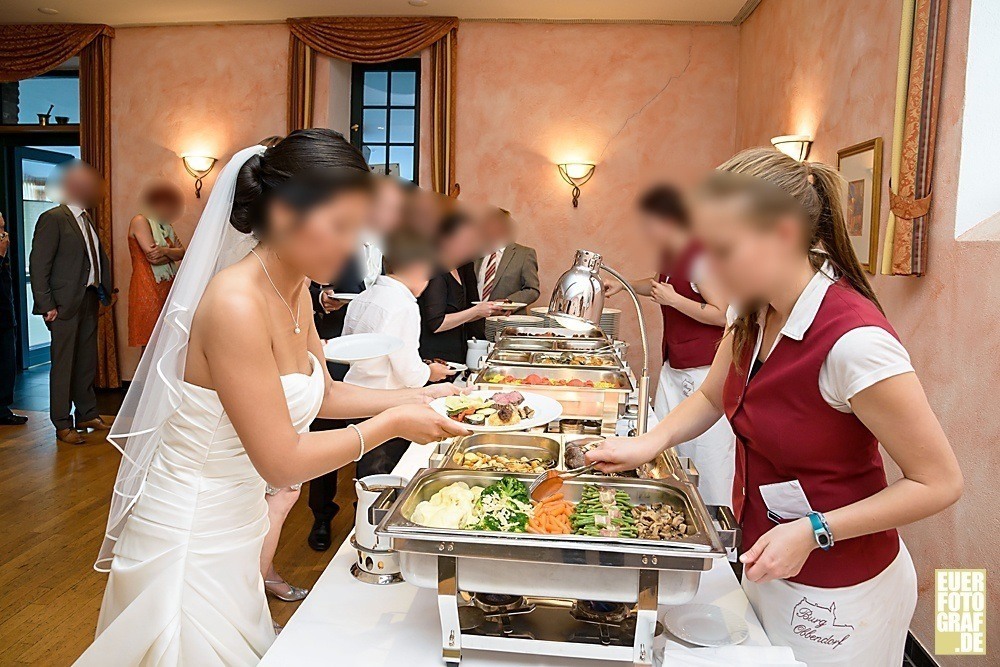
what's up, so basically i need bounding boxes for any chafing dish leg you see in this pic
[633,569,657,666]
[437,555,462,664]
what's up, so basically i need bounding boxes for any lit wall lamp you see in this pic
[770,135,813,162]
[181,154,218,198]
[557,163,595,208]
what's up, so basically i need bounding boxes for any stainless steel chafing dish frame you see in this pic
[485,349,624,370]
[373,468,739,666]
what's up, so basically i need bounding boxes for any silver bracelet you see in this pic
[348,423,365,462]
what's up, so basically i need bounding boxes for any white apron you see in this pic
[653,362,735,508]
[742,539,917,666]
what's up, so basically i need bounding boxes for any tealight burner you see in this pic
[469,593,536,638]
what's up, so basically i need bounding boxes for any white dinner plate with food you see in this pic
[323,333,403,363]
[446,361,468,373]
[431,390,562,432]
[329,292,360,301]
[475,301,528,311]
[662,604,749,648]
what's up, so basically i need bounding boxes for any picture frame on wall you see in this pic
[837,137,883,274]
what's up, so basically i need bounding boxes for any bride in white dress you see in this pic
[76,131,468,666]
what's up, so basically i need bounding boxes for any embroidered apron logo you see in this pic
[790,598,854,650]
[935,569,986,655]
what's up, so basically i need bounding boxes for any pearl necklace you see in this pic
[250,249,302,334]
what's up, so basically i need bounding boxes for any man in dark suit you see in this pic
[0,212,27,426]
[29,162,112,444]
[474,208,540,313]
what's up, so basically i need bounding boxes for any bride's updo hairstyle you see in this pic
[230,128,371,238]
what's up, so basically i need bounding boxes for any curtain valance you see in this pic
[0,24,113,82]
[287,16,459,196]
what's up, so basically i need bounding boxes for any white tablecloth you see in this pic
[262,442,801,666]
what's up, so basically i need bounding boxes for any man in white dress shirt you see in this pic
[343,231,454,477]
[29,162,112,444]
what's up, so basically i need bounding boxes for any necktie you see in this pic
[482,251,499,301]
[81,211,101,287]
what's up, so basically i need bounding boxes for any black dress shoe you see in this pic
[0,413,28,426]
[308,517,332,551]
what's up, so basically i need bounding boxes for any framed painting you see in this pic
[837,138,883,273]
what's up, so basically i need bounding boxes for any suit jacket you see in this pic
[0,251,14,329]
[29,205,111,320]
[473,242,540,313]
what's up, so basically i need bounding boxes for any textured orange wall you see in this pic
[454,22,740,369]
[110,24,289,376]
[738,0,995,658]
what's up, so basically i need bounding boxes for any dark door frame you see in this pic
[0,128,79,369]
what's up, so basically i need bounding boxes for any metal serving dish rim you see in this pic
[474,365,634,394]
[499,326,608,340]
[443,432,563,471]
[486,349,624,371]
[376,468,724,557]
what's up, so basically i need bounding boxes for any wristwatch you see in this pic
[807,511,834,551]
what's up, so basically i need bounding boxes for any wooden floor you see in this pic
[0,412,358,665]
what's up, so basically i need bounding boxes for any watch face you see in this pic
[817,533,832,548]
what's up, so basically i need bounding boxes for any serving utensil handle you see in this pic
[708,504,741,549]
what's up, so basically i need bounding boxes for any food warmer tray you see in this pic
[377,469,727,566]
[437,432,686,485]
[494,337,615,353]
[486,349,623,370]
[499,326,608,340]
[473,365,632,422]
[373,469,738,665]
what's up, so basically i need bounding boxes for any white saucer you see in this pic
[324,333,403,363]
[330,293,360,301]
[662,604,749,648]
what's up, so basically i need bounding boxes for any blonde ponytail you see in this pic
[704,148,882,368]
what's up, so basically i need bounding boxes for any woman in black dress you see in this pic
[419,212,500,363]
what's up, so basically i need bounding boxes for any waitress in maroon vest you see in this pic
[608,185,734,508]
[588,150,962,665]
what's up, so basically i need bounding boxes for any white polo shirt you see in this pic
[728,263,914,413]
[343,275,431,390]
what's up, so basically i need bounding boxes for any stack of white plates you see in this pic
[485,314,544,341]
[529,306,554,327]
[600,308,622,339]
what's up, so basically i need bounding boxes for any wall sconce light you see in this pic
[770,135,813,162]
[557,163,595,208]
[181,154,218,198]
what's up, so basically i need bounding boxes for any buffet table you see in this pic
[262,441,802,666]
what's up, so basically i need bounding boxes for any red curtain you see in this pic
[0,24,120,387]
[286,17,459,196]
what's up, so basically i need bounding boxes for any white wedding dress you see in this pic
[76,352,324,666]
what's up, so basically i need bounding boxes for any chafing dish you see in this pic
[374,469,737,665]
[500,326,608,340]
[485,349,623,370]
[474,365,632,422]
[439,433,685,484]
[444,433,562,472]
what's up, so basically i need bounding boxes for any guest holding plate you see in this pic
[586,148,962,666]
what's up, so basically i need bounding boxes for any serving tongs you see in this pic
[528,436,604,500]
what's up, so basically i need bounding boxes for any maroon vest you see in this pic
[659,242,723,369]
[723,279,899,588]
